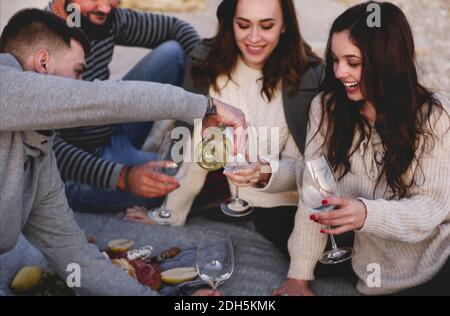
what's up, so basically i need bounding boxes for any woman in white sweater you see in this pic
[274,1,450,296]
[125,0,323,255]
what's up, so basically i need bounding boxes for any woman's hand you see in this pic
[123,206,157,225]
[310,197,368,235]
[191,289,223,296]
[224,162,271,187]
[224,163,260,186]
[272,279,314,296]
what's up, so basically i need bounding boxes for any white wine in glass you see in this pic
[147,131,189,225]
[302,155,355,264]
[220,157,254,217]
[220,123,258,218]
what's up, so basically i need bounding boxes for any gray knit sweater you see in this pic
[0,53,207,295]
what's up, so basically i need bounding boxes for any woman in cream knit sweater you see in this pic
[274,2,450,296]
[166,0,323,252]
[125,0,323,254]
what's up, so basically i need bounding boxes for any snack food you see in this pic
[107,239,134,253]
[161,267,198,285]
[10,266,45,293]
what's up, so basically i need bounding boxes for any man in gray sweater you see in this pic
[0,9,243,295]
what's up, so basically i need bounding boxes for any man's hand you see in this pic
[117,161,180,198]
[272,279,314,296]
[202,98,245,132]
[310,197,368,235]
[192,289,223,296]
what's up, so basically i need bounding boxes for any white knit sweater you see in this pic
[284,93,450,295]
[166,58,301,225]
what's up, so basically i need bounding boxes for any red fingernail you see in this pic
[320,229,325,233]
[322,200,328,205]
[310,215,316,221]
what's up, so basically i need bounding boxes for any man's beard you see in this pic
[80,11,114,40]
[65,0,114,40]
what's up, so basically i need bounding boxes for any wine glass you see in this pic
[302,155,355,264]
[220,159,254,217]
[220,124,257,217]
[147,131,189,225]
[196,228,234,292]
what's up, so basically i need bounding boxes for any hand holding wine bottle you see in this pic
[201,98,246,133]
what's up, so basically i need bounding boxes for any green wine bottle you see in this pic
[195,126,233,171]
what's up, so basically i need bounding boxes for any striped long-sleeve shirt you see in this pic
[50,7,200,190]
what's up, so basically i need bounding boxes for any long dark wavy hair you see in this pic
[317,1,444,198]
[192,0,321,101]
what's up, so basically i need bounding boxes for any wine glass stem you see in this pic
[160,196,169,211]
[234,185,240,200]
[328,226,339,250]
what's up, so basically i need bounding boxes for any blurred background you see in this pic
[0,0,448,92]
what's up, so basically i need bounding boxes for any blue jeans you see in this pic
[65,40,186,213]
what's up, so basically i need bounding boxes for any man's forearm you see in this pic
[0,64,207,131]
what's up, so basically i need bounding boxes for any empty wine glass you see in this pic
[147,131,189,225]
[302,155,355,264]
[196,228,234,292]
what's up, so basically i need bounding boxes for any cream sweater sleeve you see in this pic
[258,134,303,194]
[359,105,450,243]
[287,95,328,280]
[165,125,209,226]
[165,161,209,226]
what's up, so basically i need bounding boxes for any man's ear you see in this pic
[34,50,50,74]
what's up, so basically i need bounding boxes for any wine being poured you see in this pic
[220,154,254,217]
[195,124,232,171]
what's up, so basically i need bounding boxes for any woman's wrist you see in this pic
[257,162,272,188]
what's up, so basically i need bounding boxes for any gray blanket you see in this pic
[0,213,358,296]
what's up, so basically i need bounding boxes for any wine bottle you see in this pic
[195,125,233,171]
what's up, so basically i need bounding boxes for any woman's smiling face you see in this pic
[331,30,364,102]
[233,0,285,70]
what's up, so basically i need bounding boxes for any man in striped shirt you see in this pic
[48,0,202,215]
